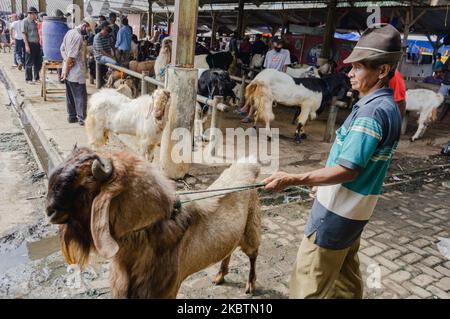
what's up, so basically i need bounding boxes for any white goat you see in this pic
[86,88,171,161]
[154,37,172,82]
[405,89,444,141]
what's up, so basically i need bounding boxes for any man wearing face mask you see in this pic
[60,17,96,126]
[263,37,291,72]
[263,24,402,298]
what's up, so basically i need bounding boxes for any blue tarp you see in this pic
[334,32,450,55]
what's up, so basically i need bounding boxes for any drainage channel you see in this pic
[0,68,51,174]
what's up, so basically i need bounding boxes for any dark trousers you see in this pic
[14,39,24,65]
[25,42,42,81]
[66,81,87,121]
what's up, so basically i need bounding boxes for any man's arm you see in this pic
[22,22,30,53]
[263,165,359,192]
[10,25,14,44]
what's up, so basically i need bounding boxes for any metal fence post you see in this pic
[209,95,224,156]
[141,71,149,95]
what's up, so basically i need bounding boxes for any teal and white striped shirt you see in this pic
[305,88,402,249]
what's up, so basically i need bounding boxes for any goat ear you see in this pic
[91,193,119,259]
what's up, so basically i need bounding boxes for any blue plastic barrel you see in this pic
[42,17,69,61]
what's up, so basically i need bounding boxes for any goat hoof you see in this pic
[245,282,256,294]
[213,274,225,286]
[294,135,301,144]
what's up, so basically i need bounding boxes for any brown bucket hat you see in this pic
[344,24,402,64]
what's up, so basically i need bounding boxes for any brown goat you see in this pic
[46,147,261,298]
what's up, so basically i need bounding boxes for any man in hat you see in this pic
[60,17,96,126]
[22,6,41,84]
[263,24,403,298]
[263,36,291,72]
[93,20,118,66]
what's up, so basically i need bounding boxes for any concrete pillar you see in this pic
[38,0,46,12]
[236,0,245,38]
[159,67,198,179]
[11,0,16,13]
[320,0,337,63]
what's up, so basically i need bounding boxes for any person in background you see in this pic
[239,36,251,65]
[93,21,117,66]
[10,13,25,69]
[95,15,106,34]
[439,58,450,97]
[37,12,46,48]
[108,13,119,45]
[263,37,291,72]
[229,33,239,56]
[251,34,267,56]
[115,17,132,64]
[433,53,444,72]
[131,34,139,60]
[60,17,95,126]
[423,69,443,85]
[389,69,406,118]
[8,14,17,66]
[150,26,160,43]
[22,6,42,84]
[0,19,9,53]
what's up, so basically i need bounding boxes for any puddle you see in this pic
[0,235,60,274]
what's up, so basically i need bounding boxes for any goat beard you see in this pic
[60,221,93,267]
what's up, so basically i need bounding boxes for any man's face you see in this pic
[110,16,116,24]
[273,42,282,51]
[29,13,37,20]
[348,62,384,94]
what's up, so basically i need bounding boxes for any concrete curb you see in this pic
[0,66,63,173]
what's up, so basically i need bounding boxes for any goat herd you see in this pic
[44,38,446,299]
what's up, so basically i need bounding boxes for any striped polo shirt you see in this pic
[305,88,402,249]
[93,32,112,60]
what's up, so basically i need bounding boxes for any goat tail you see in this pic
[246,81,274,124]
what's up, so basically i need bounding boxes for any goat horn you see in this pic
[92,157,114,182]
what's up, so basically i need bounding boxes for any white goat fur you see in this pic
[246,69,322,137]
[405,89,444,141]
[86,88,171,161]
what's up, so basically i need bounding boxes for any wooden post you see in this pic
[73,0,84,20]
[95,61,102,89]
[236,0,245,38]
[160,0,199,179]
[210,12,218,50]
[320,0,337,62]
[38,0,46,12]
[238,73,247,108]
[147,0,152,39]
[323,98,339,143]
[141,71,149,95]
[11,0,16,13]
[398,8,411,72]
[21,0,27,13]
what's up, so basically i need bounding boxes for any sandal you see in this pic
[241,116,252,123]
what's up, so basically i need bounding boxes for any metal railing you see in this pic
[102,62,227,109]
